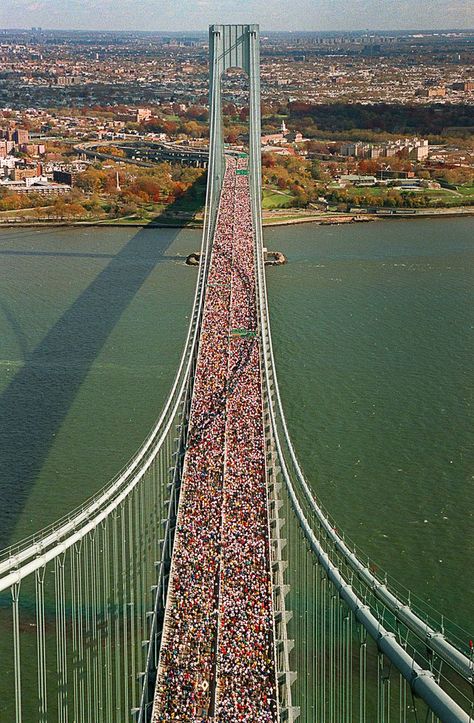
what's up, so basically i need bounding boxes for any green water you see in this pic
[0,218,472,634]
[265,217,474,634]
[0,225,196,548]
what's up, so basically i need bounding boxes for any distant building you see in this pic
[338,174,377,186]
[53,169,74,186]
[451,81,474,92]
[136,107,152,122]
[340,138,429,161]
[55,76,82,86]
[417,86,446,98]
[411,140,429,161]
[286,131,303,143]
[13,128,29,145]
[341,142,365,158]
[20,143,45,156]
[0,178,69,194]
[367,146,381,159]
[11,166,39,181]
[261,120,303,146]
[261,145,292,156]
[117,107,152,124]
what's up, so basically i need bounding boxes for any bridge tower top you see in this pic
[207,24,262,240]
[209,24,259,77]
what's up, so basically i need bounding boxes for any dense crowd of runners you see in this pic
[152,157,277,721]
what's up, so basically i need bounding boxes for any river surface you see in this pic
[0,218,472,632]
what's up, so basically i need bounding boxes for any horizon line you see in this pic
[1,26,474,34]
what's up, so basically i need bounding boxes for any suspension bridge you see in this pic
[0,24,473,723]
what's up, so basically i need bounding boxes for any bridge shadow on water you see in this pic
[0,181,205,550]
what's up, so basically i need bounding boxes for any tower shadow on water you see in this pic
[0,179,205,550]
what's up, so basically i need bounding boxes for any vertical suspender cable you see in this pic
[35,566,48,721]
[71,547,79,723]
[304,545,309,715]
[112,509,122,722]
[121,504,129,720]
[378,651,383,723]
[54,552,68,722]
[347,609,353,722]
[89,531,99,721]
[360,626,367,723]
[400,670,407,723]
[329,584,334,722]
[132,485,141,694]
[103,517,113,721]
[386,656,392,723]
[96,525,104,719]
[139,466,147,643]
[340,598,345,721]
[321,573,327,723]
[134,482,143,694]
[315,559,321,720]
[128,495,137,709]
[84,533,92,721]
[75,540,86,721]
[12,581,22,723]
[310,549,315,720]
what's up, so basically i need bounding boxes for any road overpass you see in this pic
[76,139,209,168]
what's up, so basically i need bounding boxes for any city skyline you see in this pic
[0,0,473,32]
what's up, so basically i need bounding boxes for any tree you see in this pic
[83,196,103,218]
[224,129,240,144]
[309,160,323,180]
[0,193,26,211]
[357,160,381,175]
[96,145,125,158]
[181,120,202,138]
[52,197,67,219]
[75,168,108,194]
[186,105,208,122]
[64,202,85,219]
[120,202,138,217]
[223,103,237,117]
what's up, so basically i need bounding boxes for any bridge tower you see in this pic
[207,24,262,237]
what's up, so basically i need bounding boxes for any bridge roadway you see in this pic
[151,155,278,721]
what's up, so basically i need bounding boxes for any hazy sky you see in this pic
[0,0,473,32]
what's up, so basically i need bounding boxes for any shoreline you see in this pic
[0,207,473,231]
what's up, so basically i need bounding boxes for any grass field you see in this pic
[262,188,294,209]
[351,187,386,197]
[454,184,474,199]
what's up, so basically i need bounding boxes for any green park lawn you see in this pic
[454,184,474,199]
[262,188,294,209]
